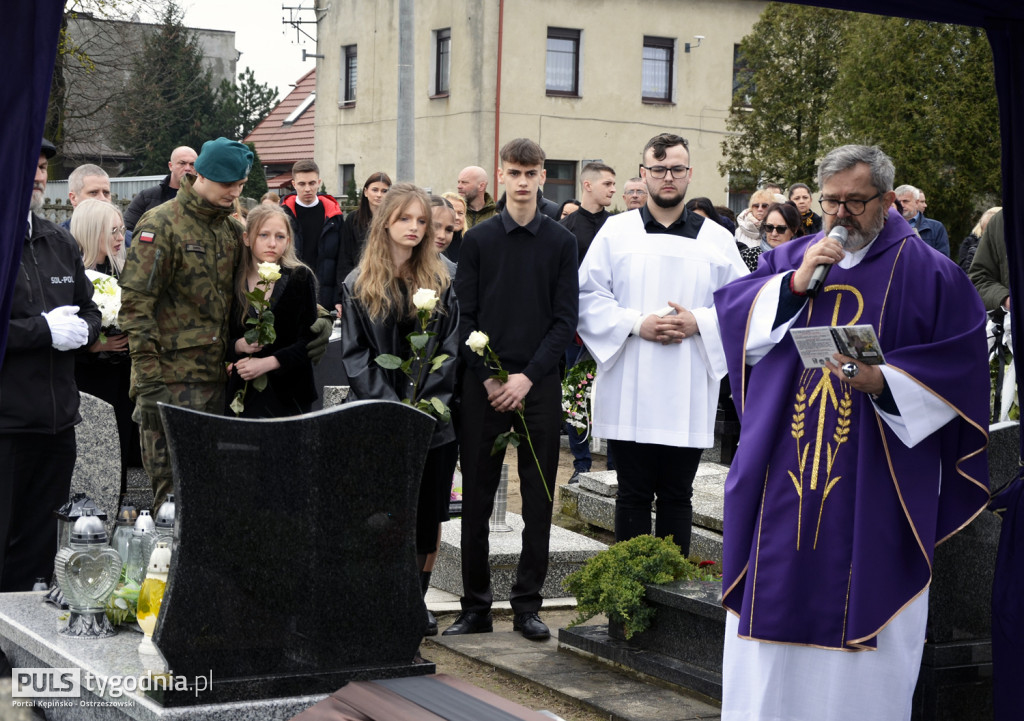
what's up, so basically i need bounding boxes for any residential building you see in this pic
[245,69,318,192]
[313,0,765,207]
[52,13,236,176]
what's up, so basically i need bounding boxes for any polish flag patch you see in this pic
[139,231,155,243]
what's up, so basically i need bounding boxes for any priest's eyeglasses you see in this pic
[640,164,690,179]
[819,192,881,216]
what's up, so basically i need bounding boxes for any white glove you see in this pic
[42,305,90,351]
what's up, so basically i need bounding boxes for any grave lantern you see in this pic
[142,494,175,563]
[53,509,121,638]
[110,502,139,564]
[137,541,172,655]
[46,493,108,607]
[124,510,156,586]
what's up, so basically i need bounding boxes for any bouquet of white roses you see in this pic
[85,269,121,332]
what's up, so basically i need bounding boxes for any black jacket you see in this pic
[340,271,459,447]
[124,174,177,232]
[226,266,319,417]
[1,215,101,433]
[337,212,368,301]
[282,194,343,309]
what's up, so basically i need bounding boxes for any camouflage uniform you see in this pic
[118,175,243,509]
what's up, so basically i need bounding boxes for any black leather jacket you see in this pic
[1,215,101,433]
[340,270,459,447]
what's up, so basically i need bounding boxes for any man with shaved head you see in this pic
[124,145,198,232]
[457,165,496,229]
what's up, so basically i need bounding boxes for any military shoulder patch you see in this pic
[138,231,155,243]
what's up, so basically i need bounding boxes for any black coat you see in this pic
[337,212,368,303]
[282,194,344,309]
[340,271,459,447]
[1,215,101,433]
[226,266,319,417]
[124,175,177,232]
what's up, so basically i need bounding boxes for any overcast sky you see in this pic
[163,0,316,101]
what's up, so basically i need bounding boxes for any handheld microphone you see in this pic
[805,225,849,298]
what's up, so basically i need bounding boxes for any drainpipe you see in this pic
[397,0,414,181]
[493,0,504,190]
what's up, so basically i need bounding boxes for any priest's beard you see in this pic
[833,204,886,251]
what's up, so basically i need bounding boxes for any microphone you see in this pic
[805,225,849,298]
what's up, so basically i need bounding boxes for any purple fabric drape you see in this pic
[0,2,64,369]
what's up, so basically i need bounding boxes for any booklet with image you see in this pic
[789,324,885,369]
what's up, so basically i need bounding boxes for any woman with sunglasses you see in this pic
[739,202,804,272]
[735,188,775,248]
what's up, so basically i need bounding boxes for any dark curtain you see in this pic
[0,1,64,368]
[982,19,1024,721]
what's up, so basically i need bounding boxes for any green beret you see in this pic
[194,138,253,183]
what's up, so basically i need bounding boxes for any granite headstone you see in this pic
[72,392,122,531]
[151,400,436,706]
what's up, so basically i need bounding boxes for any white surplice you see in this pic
[577,210,748,447]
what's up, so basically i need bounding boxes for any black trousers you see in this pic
[0,429,75,591]
[458,373,560,614]
[416,440,459,554]
[607,439,702,555]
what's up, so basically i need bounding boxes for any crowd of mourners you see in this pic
[1,130,1011,720]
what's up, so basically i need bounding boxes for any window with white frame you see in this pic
[642,36,674,102]
[546,28,580,96]
[341,45,357,106]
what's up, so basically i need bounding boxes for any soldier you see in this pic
[119,138,330,510]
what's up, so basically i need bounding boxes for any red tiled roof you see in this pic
[266,172,293,189]
[244,68,316,166]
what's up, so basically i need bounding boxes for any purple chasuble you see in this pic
[714,208,990,650]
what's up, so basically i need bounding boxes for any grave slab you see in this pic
[0,591,327,720]
[559,463,729,549]
[432,513,607,600]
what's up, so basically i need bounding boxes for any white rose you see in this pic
[257,262,282,282]
[466,330,489,356]
[412,287,439,312]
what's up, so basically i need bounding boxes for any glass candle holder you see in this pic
[53,510,121,638]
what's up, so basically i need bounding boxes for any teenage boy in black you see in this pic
[445,138,578,640]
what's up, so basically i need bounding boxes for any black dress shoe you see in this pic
[425,608,438,636]
[513,612,550,640]
[442,611,493,636]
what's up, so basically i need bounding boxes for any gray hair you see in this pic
[893,184,919,199]
[817,145,895,196]
[68,164,109,194]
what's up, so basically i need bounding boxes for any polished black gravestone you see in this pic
[152,401,435,706]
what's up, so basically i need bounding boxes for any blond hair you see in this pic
[70,198,125,274]
[234,205,315,324]
[442,191,467,213]
[353,183,450,321]
[748,188,775,209]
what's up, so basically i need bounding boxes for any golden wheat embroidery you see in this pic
[814,389,853,548]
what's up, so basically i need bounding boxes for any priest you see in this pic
[713,144,990,720]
